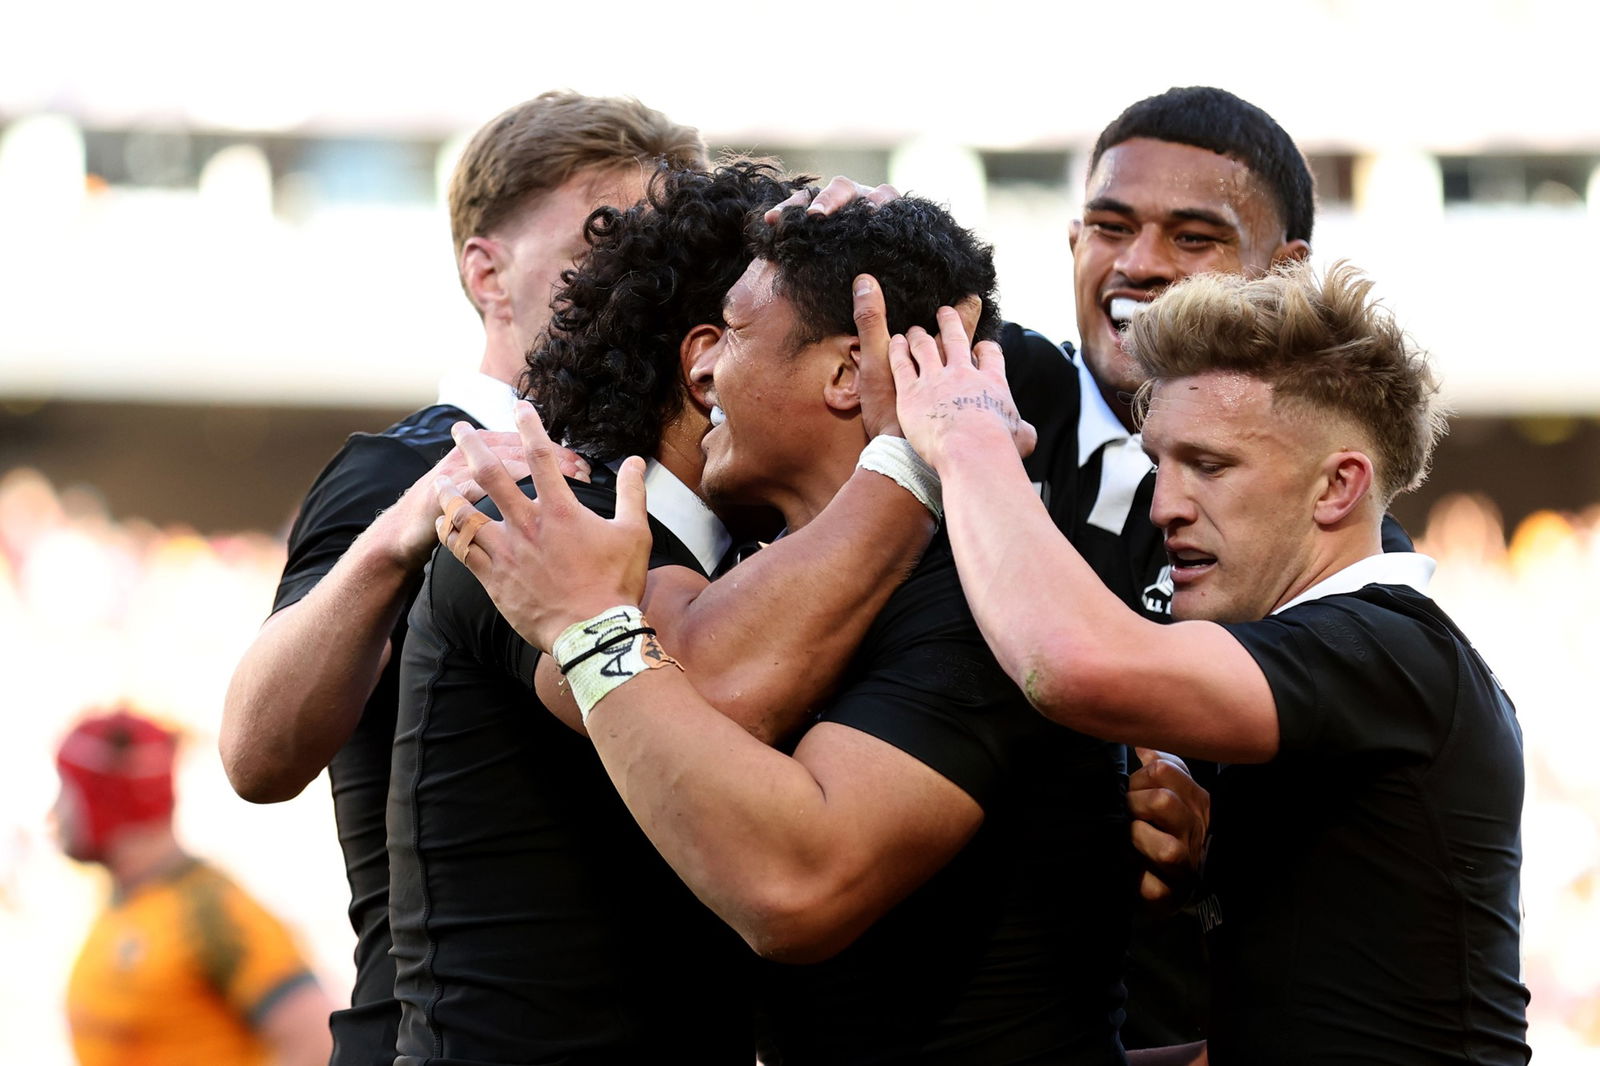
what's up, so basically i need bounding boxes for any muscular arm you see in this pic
[221,503,423,802]
[222,434,528,802]
[500,463,932,743]
[455,277,938,743]
[891,313,1279,764]
[584,671,981,962]
[440,438,980,963]
[628,471,932,740]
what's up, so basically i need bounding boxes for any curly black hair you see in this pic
[749,197,1001,353]
[522,160,806,462]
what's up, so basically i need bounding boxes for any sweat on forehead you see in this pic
[748,198,1002,348]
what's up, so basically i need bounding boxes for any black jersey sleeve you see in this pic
[1000,322,1081,493]
[1222,587,1460,763]
[271,435,437,614]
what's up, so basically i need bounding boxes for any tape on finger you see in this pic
[442,495,492,564]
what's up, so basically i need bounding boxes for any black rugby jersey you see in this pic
[389,473,755,1066]
[271,402,476,1065]
[1214,579,1528,1064]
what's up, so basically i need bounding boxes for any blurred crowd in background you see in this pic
[2,458,1598,1062]
[3,4,1598,1059]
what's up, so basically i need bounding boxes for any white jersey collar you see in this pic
[1076,353,1134,467]
[1273,552,1437,615]
[434,376,727,573]
[610,458,730,578]
[436,371,520,433]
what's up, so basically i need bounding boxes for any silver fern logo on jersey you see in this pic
[1143,565,1173,616]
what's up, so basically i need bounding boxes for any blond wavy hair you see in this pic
[448,91,706,299]
[1127,260,1447,507]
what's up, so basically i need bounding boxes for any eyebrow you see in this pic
[1083,196,1136,216]
[1169,207,1237,230]
[1083,196,1238,232]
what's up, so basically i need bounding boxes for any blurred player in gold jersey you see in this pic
[54,709,334,1066]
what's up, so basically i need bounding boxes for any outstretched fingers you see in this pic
[904,325,944,371]
[853,274,903,438]
[762,176,902,224]
[453,420,530,528]
[853,274,889,360]
[513,400,579,513]
[434,478,493,570]
[445,494,493,565]
[972,339,1006,379]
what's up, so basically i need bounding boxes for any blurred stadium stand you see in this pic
[0,117,1595,533]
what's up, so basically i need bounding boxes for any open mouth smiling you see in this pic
[1104,296,1153,346]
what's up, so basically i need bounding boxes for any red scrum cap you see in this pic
[55,710,178,858]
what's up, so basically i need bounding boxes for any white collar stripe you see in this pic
[1076,354,1130,469]
[626,459,731,579]
[436,372,520,433]
[1273,552,1438,615]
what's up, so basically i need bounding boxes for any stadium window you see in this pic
[980,150,1072,187]
[1439,154,1593,205]
[1306,154,1356,207]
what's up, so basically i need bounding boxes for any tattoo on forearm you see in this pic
[936,391,1018,429]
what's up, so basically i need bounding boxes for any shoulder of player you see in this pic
[1279,584,1457,646]
[299,410,465,506]
[472,475,704,577]
[375,403,481,449]
[317,403,480,480]
[850,536,999,674]
[999,321,1079,393]
[1230,586,1466,711]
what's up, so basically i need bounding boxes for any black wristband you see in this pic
[557,627,657,675]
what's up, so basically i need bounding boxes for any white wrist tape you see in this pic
[857,435,942,519]
[552,606,682,723]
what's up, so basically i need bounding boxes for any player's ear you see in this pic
[681,324,723,411]
[1314,450,1375,527]
[461,236,508,323]
[824,336,862,414]
[1272,238,1311,266]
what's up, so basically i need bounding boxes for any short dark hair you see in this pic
[525,160,805,461]
[1091,86,1315,244]
[750,197,1001,352]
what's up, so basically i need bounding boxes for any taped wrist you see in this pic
[857,435,942,519]
[553,606,682,723]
